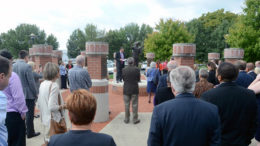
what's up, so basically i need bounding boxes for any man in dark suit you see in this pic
[122,57,140,124]
[201,62,257,146]
[115,47,125,83]
[12,50,40,138]
[235,60,254,88]
[148,66,221,146]
[246,62,257,79]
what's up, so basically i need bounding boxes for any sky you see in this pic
[0,0,245,51]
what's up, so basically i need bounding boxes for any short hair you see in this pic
[246,62,255,71]
[150,62,156,68]
[217,62,238,82]
[43,62,59,80]
[66,89,97,125]
[127,57,134,65]
[170,66,196,93]
[255,67,260,74]
[76,55,85,66]
[199,68,209,79]
[120,47,124,50]
[207,62,217,70]
[255,61,260,68]
[28,61,35,69]
[167,61,178,71]
[0,50,13,60]
[19,50,29,59]
[0,56,11,76]
[234,60,247,70]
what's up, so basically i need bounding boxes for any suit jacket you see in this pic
[248,71,257,80]
[235,71,254,88]
[154,87,174,106]
[122,66,140,95]
[148,93,221,146]
[115,51,125,68]
[13,60,37,99]
[201,82,257,146]
[157,74,167,89]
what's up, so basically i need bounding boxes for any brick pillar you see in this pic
[80,51,88,67]
[172,43,196,68]
[224,48,244,64]
[29,44,56,70]
[146,53,155,67]
[86,42,109,122]
[208,53,220,62]
[53,50,63,64]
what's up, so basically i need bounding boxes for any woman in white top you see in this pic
[37,62,66,143]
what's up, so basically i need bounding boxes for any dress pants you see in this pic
[60,75,67,89]
[116,66,123,82]
[26,99,35,136]
[6,112,26,146]
[123,94,139,122]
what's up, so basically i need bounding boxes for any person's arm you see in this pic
[33,72,43,79]
[84,70,92,89]
[9,74,28,119]
[115,53,120,62]
[210,107,221,146]
[26,66,37,97]
[147,107,162,146]
[48,84,61,112]
[248,74,260,94]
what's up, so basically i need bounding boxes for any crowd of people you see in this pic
[0,47,260,146]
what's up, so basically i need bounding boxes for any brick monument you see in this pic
[29,44,58,70]
[172,43,196,68]
[53,50,63,64]
[146,52,155,67]
[85,42,109,122]
[208,53,220,62]
[224,48,244,64]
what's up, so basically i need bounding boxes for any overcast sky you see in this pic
[0,0,245,50]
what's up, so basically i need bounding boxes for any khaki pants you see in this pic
[123,94,139,122]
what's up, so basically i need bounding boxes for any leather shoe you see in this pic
[124,119,129,124]
[133,119,140,124]
[27,132,41,138]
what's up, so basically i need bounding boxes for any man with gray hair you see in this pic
[148,66,221,146]
[122,57,140,124]
[68,55,92,92]
[157,60,178,89]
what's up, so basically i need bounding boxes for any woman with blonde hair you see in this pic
[37,62,67,143]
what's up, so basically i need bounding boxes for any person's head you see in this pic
[150,62,156,68]
[234,60,247,71]
[0,50,13,61]
[68,60,72,65]
[28,61,36,70]
[66,89,97,126]
[167,61,178,72]
[0,56,11,90]
[255,67,260,75]
[76,55,85,67]
[120,47,124,53]
[246,62,255,72]
[43,62,59,81]
[170,66,196,95]
[127,57,134,66]
[255,61,260,68]
[199,68,209,79]
[216,62,238,82]
[19,50,29,62]
[207,62,217,71]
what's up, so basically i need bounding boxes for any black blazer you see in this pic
[207,70,219,85]
[248,71,257,80]
[148,93,221,146]
[115,51,125,68]
[122,66,140,95]
[235,71,254,88]
[154,87,174,106]
[201,82,257,146]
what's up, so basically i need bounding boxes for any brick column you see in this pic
[172,43,196,68]
[29,44,56,70]
[86,42,109,122]
[80,51,87,67]
[208,53,220,62]
[224,48,244,64]
[146,53,155,67]
[53,50,63,64]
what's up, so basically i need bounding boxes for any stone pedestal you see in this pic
[29,44,58,70]
[224,48,244,64]
[86,42,109,122]
[172,43,196,68]
[146,53,155,67]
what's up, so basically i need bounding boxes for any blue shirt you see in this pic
[0,91,7,146]
[59,65,67,76]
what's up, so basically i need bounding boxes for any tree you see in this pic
[0,24,59,58]
[226,0,260,62]
[144,19,193,61]
[186,9,238,62]
[46,34,59,50]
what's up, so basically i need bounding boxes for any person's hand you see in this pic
[21,114,26,120]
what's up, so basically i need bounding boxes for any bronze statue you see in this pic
[132,41,143,67]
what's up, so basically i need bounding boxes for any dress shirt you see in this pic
[3,72,28,117]
[59,65,67,76]
[68,65,92,92]
[0,91,7,146]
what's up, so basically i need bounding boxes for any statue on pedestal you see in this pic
[132,41,143,67]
